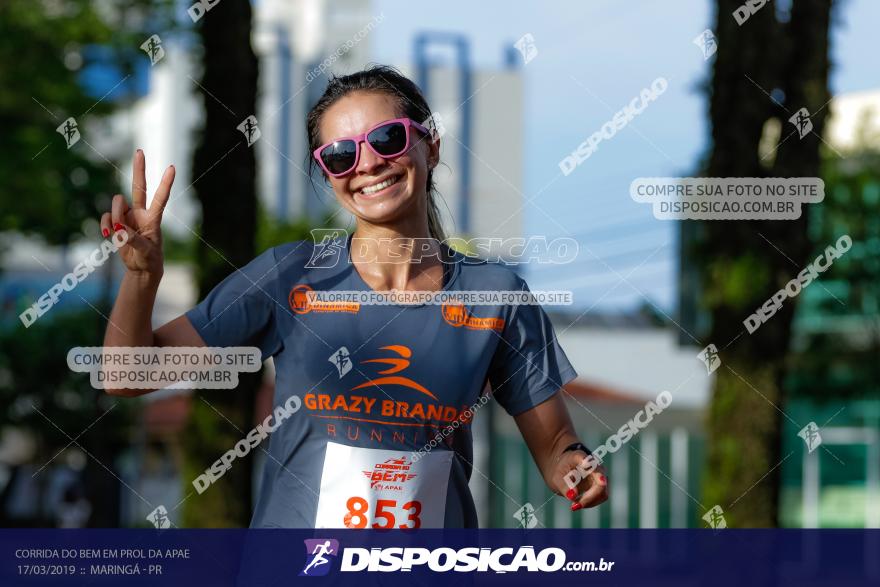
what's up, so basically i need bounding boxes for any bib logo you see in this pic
[300,538,339,577]
[442,304,505,333]
[289,284,359,315]
[363,457,417,490]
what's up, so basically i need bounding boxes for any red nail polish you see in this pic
[599,475,607,485]
[565,488,577,500]
[570,503,583,512]
[102,228,110,237]
[114,223,124,232]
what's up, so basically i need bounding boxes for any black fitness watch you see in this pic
[558,441,592,462]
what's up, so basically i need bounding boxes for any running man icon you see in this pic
[299,539,339,576]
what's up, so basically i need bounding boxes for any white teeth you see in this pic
[360,175,399,195]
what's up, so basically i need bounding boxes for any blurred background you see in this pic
[1,0,878,529]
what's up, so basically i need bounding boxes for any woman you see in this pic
[100,65,608,528]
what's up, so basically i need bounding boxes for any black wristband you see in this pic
[558,442,592,462]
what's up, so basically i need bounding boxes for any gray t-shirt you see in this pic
[185,237,576,528]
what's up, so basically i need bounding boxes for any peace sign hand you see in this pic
[100,150,175,282]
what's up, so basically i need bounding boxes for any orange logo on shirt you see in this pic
[289,284,360,315]
[352,345,437,401]
[442,304,504,333]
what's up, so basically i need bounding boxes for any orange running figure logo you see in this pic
[351,345,437,400]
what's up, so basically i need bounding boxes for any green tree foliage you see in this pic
[0,0,174,527]
[788,148,880,402]
[0,0,175,246]
[0,0,116,245]
[0,310,132,526]
[696,0,834,527]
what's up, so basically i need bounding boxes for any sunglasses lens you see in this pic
[367,122,408,156]
[320,140,358,175]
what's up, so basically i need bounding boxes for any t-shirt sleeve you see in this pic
[185,247,283,360]
[487,277,577,416]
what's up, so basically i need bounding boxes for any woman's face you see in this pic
[318,91,438,229]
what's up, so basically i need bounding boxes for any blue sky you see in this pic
[372,0,880,312]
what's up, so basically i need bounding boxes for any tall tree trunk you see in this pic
[184,0,259,527]
[699,0,833,527]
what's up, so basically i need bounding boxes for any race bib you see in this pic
[314,442,453,529]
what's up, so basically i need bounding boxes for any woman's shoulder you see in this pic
[243,240,323,280]
[265,240,337,275]
[271,240,320,263]
[451,249,527,290]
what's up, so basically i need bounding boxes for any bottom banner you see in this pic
[1,529,878,586]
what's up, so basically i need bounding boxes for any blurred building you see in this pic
[826,89,880,152]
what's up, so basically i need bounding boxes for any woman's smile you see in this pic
[353,171,406,198]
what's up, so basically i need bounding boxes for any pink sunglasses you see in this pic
[312,117,432,177]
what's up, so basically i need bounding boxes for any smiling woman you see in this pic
[99,64,608,528]
[305,66,446,248]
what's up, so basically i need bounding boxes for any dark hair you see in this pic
[306,64,446,241]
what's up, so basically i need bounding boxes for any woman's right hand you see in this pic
[100,149,175,283]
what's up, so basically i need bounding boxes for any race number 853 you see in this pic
[344,497,422,529]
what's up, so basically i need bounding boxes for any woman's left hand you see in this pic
[554,450,609,511]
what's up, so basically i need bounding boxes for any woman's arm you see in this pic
[514,393,609,511]
[100,150,205,396]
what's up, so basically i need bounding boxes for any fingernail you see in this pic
[598,475,607,485]
[114,223,124,232]
[570,503,583,512]
[102,228,110,237]
[565,488,577,501]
